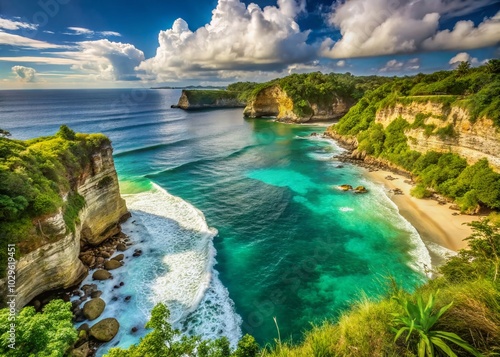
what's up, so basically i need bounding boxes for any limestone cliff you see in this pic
[243,85,353,123]
[12,144,128,308]
[376,101,500,172]
[172,90,245,110]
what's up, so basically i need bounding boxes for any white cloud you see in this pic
[321,0,500,58]
[379,59,404,72]
[70,40,145,80]
[65,27,122,37]
[100,31,121,37]
[0,31,67,49]
[423,13,500,51]
[11,65,37,82]
[139,0,315,81]
[0,18,37,31]
[336,60,346,67]
[0,56,80,65]
[379,57,420,72]
[449,52,479,67]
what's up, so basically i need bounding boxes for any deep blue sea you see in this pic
[0,89,431,354]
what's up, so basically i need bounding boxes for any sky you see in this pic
[0,0,499,89]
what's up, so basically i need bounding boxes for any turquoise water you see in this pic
[0,89,429,350]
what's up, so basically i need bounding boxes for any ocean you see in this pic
[0,88,431,354]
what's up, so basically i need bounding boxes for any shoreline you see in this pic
[363,168,480,262]
[323,132,482,266]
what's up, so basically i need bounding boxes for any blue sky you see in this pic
[0,0,499,88]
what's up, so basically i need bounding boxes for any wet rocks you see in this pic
[92,270,111,281]
[111,254,124,261]
[354,186,368,194]
[89,318,120,342]
[104,259,122,270]
[83,298,106,321]
[339,184,353,191]
[71,341,90,357]
[116,243,127,251]
[132,249,142,257]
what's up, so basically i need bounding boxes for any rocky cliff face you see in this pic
[376,102,500,172]
[243,85,352,122]
[173,90,246,109]
[14,145,129,308]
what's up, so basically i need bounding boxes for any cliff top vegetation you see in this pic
[0,126,110,276]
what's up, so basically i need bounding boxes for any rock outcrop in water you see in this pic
[243,85,353,123]
[7,143,129,308]
[172,89,246,110]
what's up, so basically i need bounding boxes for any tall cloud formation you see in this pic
[11,65,37,82]
[70,40,145,80]
[321,0,500,58]
[139,0,314,80]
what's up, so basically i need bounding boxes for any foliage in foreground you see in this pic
[105,303,259,357]
[392,292,481,357]
[262,218,500,357]
[0,299,77,357]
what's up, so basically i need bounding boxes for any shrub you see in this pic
[0,299,78,357]
[410,184,432,199]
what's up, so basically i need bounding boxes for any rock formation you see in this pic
[376,101,500,172]
[12,144,129,308]
[243,85,353,123]
[172,90,245,110]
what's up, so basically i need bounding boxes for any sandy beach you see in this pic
[364,168,481,257]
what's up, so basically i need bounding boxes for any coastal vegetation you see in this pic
[0,126,110,276]
[331,60,500,213]
[0,299,77,356]
[261,218,500,356]
[240,72,390,117]
[181,90,243,106]
[2,218,497,356]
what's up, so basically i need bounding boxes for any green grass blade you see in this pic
[430,336,458,357]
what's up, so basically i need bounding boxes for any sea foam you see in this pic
[124,184,242,343]
[75,184,242,356]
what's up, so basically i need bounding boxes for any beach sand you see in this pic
[364,168,481,265]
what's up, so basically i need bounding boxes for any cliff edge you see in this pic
[172,89,246,110]
[243,84,353,123]
[0,128,129,307]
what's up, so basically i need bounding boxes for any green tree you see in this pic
[233,334,259,357]
[392,292,482,357]
[56,125,76,141]
[106,303,198,356]
[456,61,471,77]
[0,299,78,357]
[485,59,500,74]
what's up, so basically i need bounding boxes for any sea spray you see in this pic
[124,184,242,343]
[74,183,242,356]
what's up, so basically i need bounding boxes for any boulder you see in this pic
[354,186,368,194]
[82,298,106,321]
[104,260,122,270]
[78,323,90,333]
[111,254,124,261]
[92,270,111,280]
[90,290,102,299]
[71,342,90,357]
[90,318,120,342]
[338,184,353,191]
[116,243,127,251]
